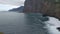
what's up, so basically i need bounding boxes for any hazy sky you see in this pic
[0,0,25,6]
[0,0,25,11]
[0,4,19,11]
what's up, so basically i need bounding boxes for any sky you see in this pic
[0,4,19,11]
[0,0,25,11]
[0,0,25,6]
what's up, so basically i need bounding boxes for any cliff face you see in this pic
[55,2,60,19]
[23,0,43,13]
[23,0,55,12]
[23,0,60,19]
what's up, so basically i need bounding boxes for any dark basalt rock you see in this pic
[57,27,60,31]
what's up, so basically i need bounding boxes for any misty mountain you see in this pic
[9,6,24,12]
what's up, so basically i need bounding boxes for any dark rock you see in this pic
[23,0,60,20]
[57,27,60,31]
[23,0,55,13]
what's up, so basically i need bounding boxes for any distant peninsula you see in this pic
[9,6,24,12]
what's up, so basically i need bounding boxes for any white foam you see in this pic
[45,17,60,34]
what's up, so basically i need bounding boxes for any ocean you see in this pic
[0,11,60,34]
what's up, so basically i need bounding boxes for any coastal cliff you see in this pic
[23,0,60,20]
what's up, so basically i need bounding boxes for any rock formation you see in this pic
[23,0,55,12]
[23,0,43,13]
[23,0,60,20]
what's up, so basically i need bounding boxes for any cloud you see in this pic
[0,4,19,11]
[0,0,25,6]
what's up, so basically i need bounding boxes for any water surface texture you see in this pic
[0,12,52,34]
